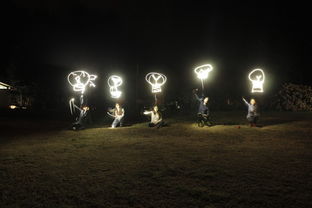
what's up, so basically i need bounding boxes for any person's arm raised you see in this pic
[242,97,249,106]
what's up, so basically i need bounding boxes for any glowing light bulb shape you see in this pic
[248,68,265,93]
[194,64,213,80]
[145,72,167,93]
[108,75,123,98]
[67,71,97,94]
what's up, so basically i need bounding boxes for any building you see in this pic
[0,81,32,109]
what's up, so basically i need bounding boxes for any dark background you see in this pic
[1,0,311,116]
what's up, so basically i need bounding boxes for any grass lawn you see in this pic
[1,112,312,208]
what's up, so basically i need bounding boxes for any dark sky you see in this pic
[1,0,311,97]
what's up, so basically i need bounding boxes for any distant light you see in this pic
[145,72,167,93]
[194,64,213,80]
[9,105,17,109]
[108,75,123,98]
[67,71,97,94]
[249,69,265,93]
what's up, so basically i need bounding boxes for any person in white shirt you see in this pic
[108,103,125,128]
[144,105,165,128]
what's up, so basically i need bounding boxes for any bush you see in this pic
[273,83,312,111]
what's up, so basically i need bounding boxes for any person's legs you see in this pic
[119,117,124,127]
[248,116,259,127]
[203,114,212,126]
[247,116,254,127]
[253,116,259,126]
[112,118,119,128]
[73,110,87,130]
[206,115,213,126]
[148,123,156,127]
[156,121,165,129]
[197,114,204,127]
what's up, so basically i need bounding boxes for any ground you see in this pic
[0,112,312,208]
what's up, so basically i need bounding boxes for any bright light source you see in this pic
[249,68,265,93]
[194,64,213,80]
[67,71,97,94]
[9,105,17,109]
[145,72,167,93]
[108,75,123,98]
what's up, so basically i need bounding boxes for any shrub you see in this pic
[273,83,312,111]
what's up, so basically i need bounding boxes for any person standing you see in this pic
[242,97,259,127]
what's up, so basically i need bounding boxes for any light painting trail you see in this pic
[67,70,97,130]
[248,68,265,93]
[67,71,97,94]
[108,75,123,99]
[194,64,213,91]
[145,72,167,93]
[145,72,167,104]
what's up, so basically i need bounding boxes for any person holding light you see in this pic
[193,89,212,127]
[144,105,165,128]
[108,103,125,128]
[242,97,259,127]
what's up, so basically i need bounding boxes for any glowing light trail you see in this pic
[108,75,123,98]
[67,71,97,94]
[194,64,213,91]
[145,72,167,93]
[248,69,265,93]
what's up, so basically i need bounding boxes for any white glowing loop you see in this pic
[194,64,213,80]
[108,75,123,98]
[249,69,265,93]
[145,72,167,93]
[67,71,97,94]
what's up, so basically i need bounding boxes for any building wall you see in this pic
[0,90,10,108]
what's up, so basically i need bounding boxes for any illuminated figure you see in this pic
[144,105,166,128]
[249,69,265,93]
[107,103,125,128]
[242,97,259,127]
[193,89,212,127]
[194,64,213,91]
[68,70,97,130]
[108,75,123,99]
[145,72,167,104]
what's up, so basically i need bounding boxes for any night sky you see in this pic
[1,1,311,105]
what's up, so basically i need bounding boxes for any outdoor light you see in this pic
[145,72,167,93]
[108,75,123,99]
[9,105,17,109]
[194,64,213,90]
[249,68,265,93]
[67,71,97,94]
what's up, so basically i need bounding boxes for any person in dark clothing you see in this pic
[242,97,259,127]
[194,89,212,127]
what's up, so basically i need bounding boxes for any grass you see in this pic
[0,111,312,208]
